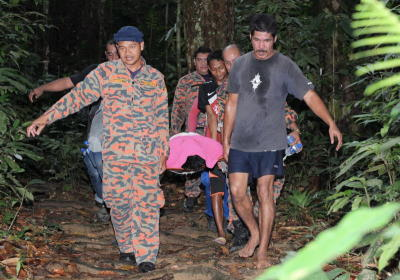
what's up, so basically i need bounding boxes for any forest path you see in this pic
[1,177,314,279]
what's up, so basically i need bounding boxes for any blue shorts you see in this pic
[228,148,284,179]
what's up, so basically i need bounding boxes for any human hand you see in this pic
[29,87,44,103]
[288,130,303,152]
[159,155,167,174]
[223,143,230,162]
[217,161,228,173]
[288,131,301,145]
[26,114,49,137]
[329,123,343,151]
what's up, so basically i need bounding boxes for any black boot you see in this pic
[230,219,250,253]
[119,252,136,265]
[138,262,155,273]
[94,206,110,223]
[160,207,166,217]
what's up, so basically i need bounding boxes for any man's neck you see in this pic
[199,72,212,82]
[216,77,227,86]
[252,50,276,61]
[125,59,143,72]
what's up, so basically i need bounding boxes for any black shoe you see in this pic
[138,262,155,273]
[94,207,110,223]
[230,220,250,253]
[160,208,165,217]
[183,197,198,212]
[119,252,136,265]
[95,200,104,208]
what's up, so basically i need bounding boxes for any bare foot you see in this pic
[256,251,270,269]
[238,235,259,258]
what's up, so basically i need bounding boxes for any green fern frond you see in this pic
[351,46,400,60]
[351,0,400,95]
[356,58,400,76]
[365,74,400,95]
[352,35,400,48]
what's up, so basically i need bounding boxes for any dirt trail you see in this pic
[1,177,313,279]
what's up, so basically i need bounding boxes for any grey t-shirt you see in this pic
[227,52,313,152]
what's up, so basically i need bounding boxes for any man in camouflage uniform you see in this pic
[27,26,168,273]
[170,46,212,211]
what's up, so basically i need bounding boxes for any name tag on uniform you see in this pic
[141,80,157,87]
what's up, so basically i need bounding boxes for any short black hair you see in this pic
[106,39,116,46]
[250,14,277,37]
[194,46,212,59]
[207,50,223,65]
[182,155,206,172]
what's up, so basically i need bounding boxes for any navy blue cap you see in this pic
[114,26,144,42]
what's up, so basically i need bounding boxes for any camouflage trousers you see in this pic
[102,161,165,264]
[228,177,285,224]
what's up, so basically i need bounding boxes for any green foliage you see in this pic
[284,190,327,223]
[330,0,400,214]
[0,0,46,198]
[37,127,86,184]
[257,203,400,280]
[351,0,400,96]
[0,0,49,235]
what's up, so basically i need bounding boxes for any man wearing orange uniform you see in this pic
[26,26,169,273]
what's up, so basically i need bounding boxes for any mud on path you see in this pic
[1,177,319,279]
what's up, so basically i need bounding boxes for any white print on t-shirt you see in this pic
[250,73,262,91]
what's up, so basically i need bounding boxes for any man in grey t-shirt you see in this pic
[223,14,342,269]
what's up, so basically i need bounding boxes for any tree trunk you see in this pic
[176,0,182,77]
[97,0,107,61]
[314,0,358,125]
[42,0,50,75]
[181,0,234,72]
[165,2,169,70]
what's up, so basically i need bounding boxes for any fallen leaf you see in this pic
[220,246,229,256]
[65,263,79,274]
[5,265,16,276]
[1,257,19,266]
[52,268,65,275]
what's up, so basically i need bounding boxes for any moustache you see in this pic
[255,50,268,53]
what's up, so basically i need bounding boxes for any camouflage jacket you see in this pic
[44,59,169,164]
[170,71,207,135]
